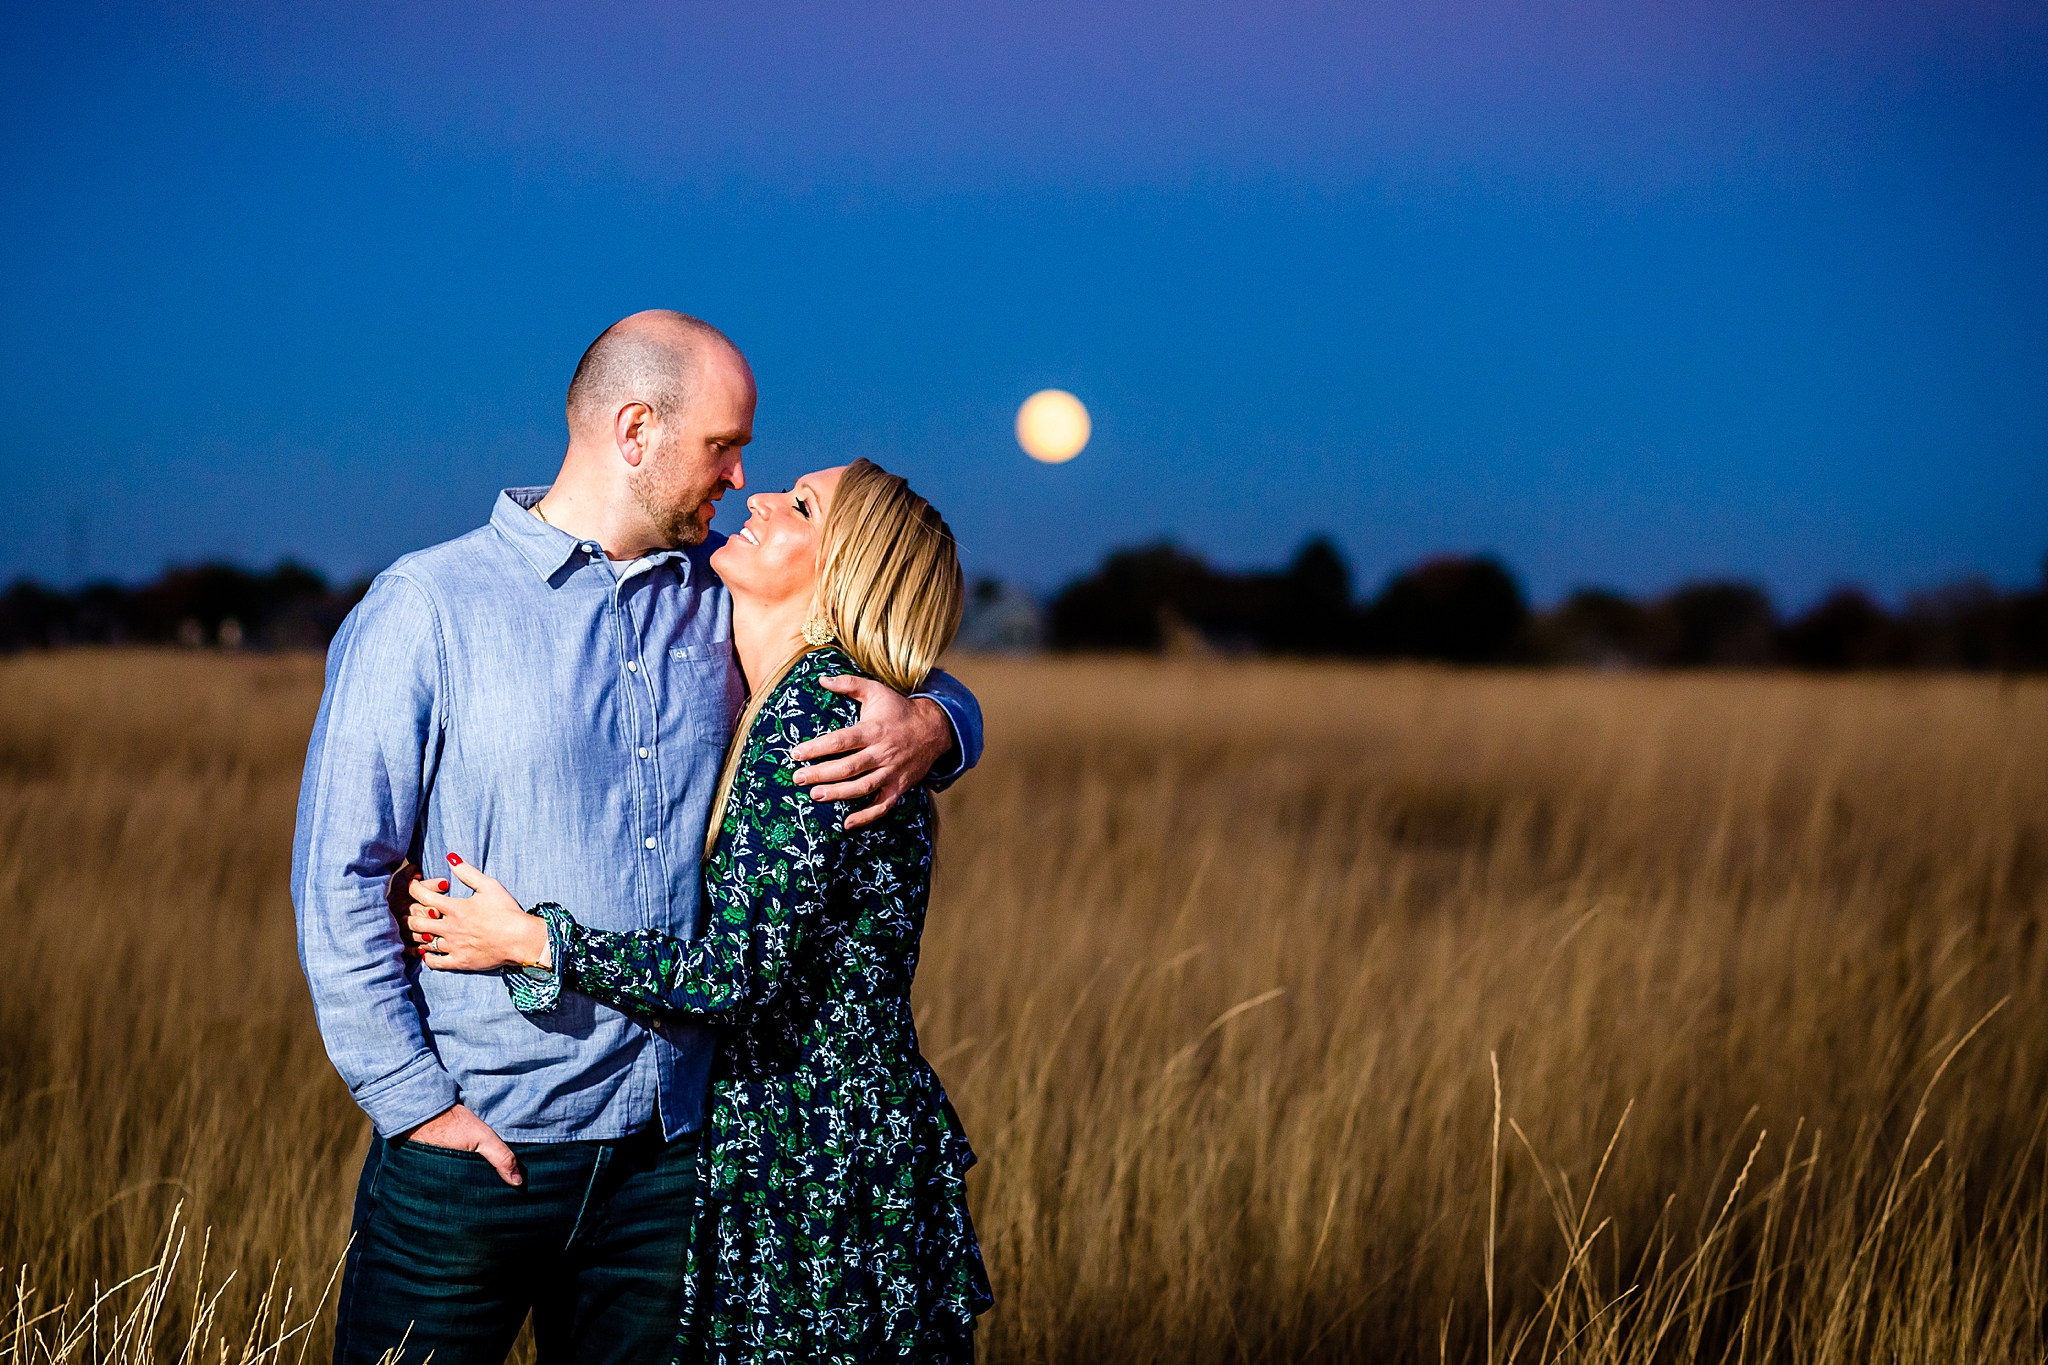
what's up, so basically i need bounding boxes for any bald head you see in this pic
[546,310,755,555]
[565,310,741,438]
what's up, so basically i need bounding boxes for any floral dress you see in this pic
[505,646,992,1364]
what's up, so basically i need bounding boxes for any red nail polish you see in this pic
[437,880,450,892]
[411,872,423,883]
[429,908,442,919]
[447,853,462,867]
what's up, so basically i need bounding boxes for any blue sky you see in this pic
[3,1,2043,607]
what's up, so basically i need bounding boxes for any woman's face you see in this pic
[710,465,846,606]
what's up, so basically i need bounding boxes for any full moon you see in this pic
[1015,390,1090,463]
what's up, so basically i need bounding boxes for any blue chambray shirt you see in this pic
[291,487,983,1143]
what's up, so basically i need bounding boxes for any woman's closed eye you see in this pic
[792,494,810,518]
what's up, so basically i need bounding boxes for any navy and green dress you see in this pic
[505,646,992,1363]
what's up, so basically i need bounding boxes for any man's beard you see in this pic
[629,465,722,549]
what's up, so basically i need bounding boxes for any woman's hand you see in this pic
[406,855,550,973]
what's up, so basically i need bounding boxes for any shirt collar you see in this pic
[492,488,590,582]
[491,487,695,587]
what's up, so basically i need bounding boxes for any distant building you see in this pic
[956,579,1044,652]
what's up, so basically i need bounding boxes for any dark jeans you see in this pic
[332,1126,700,1365]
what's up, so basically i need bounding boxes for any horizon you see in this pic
[8,531,2044,619]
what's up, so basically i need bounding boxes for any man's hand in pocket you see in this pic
[401,1103,523,1187]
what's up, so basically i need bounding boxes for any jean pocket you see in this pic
[396,1138,489,1162]
[385,1138,530,1202]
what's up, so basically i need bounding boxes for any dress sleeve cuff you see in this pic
[503,903,573,1014]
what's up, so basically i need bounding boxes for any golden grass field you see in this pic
[2,650,2044,1363]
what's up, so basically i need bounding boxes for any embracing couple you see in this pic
[291,311,993,1365]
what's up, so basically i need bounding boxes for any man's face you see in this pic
[630,345,755,548]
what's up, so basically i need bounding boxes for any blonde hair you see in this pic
[706,459,965,856]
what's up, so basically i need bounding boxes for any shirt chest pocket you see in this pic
[669,642,743,746]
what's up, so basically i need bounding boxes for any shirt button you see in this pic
[644,836,657,850]
[625,660,638,672]
[638,747,649,759]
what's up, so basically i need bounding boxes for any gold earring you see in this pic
[802,616,837,647]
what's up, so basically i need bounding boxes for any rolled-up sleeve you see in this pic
[290,573,458,1137]
[912,669,983,789]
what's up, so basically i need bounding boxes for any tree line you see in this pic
[6,544,2046,670]
[0,563,370,652]
[1044,538,2048,670]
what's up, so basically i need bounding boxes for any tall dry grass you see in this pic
[2,651,2043,1363]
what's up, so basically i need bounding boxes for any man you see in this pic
[292,311,982,1365]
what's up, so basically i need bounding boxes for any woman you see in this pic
[404,458,993,1363]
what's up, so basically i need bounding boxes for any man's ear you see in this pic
[614,402,653,468]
